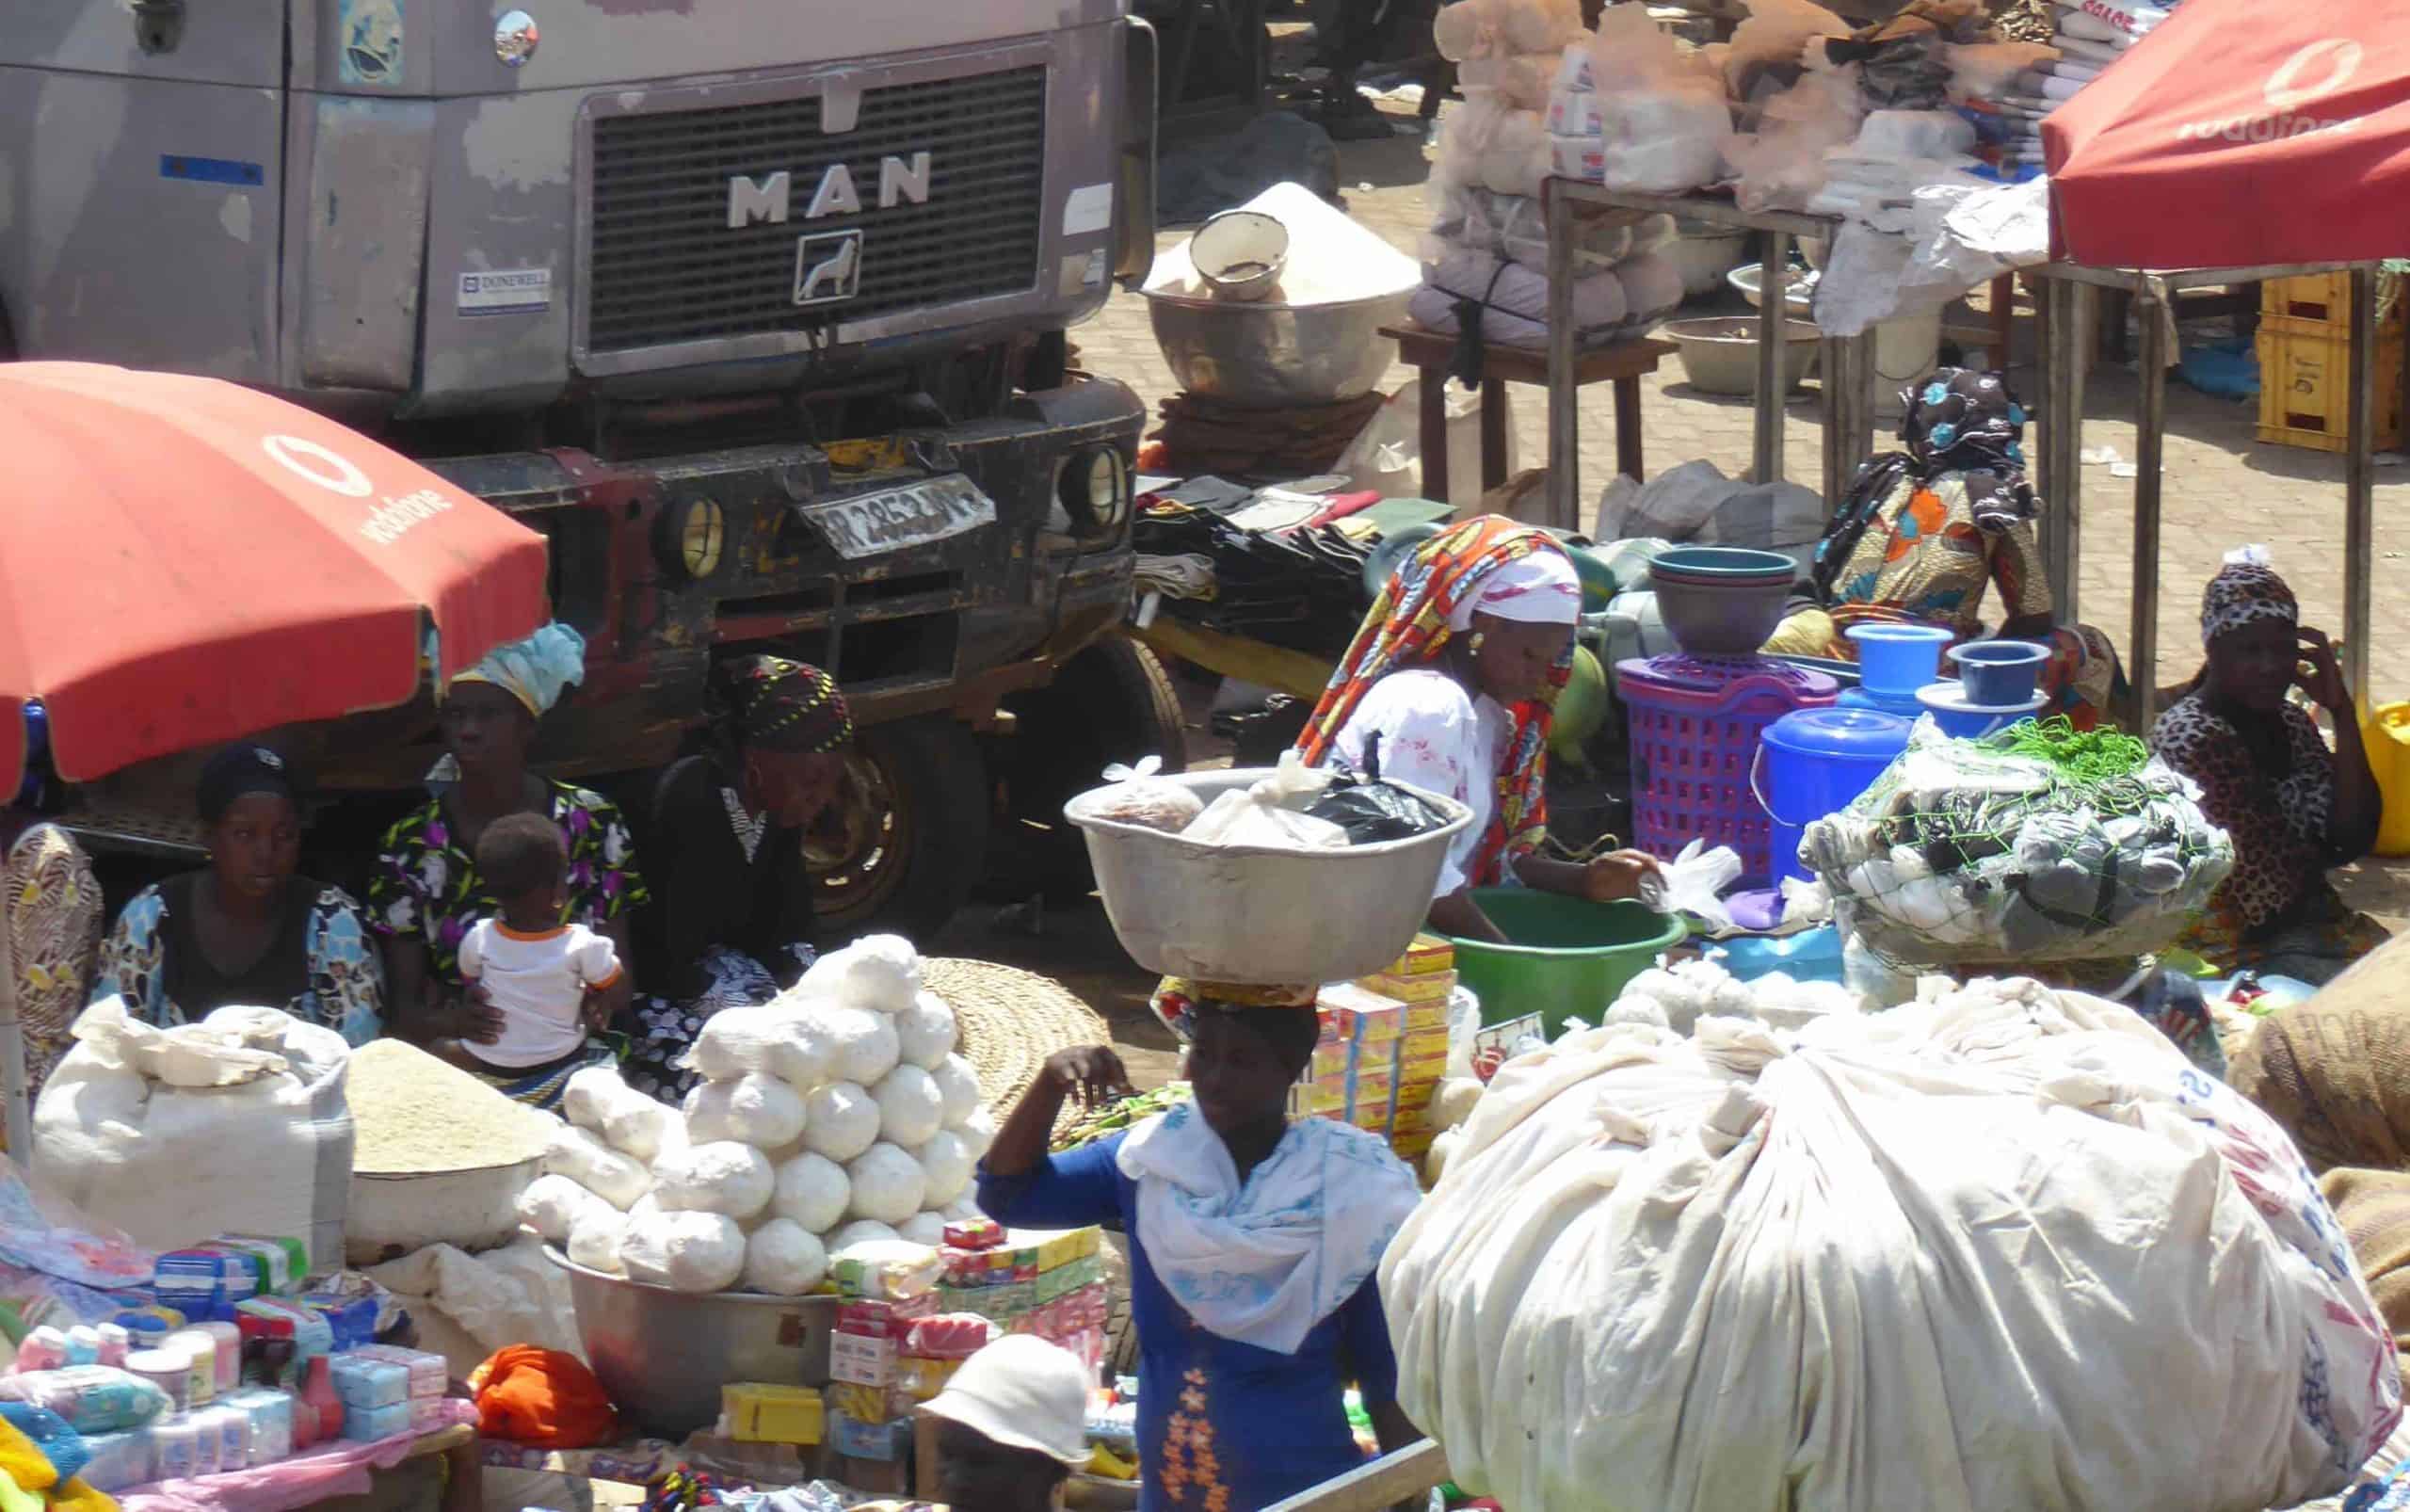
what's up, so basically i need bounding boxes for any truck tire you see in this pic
[996,637,1188,899]
[807,715,988,946]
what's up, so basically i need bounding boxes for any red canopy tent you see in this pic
[2043,0,2410,267]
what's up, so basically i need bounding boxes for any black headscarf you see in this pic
[196,744,296,823]
[1811,367,2040,601]
[713,656,852,756]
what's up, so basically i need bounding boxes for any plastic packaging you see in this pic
[63,1327,100,1366]
[329,1355,410,1409]
[205,1404,250,1472]
[1081,757,1203,835]
[300,1356,343,1446]
[1303,771,1455,844]
[344,1400,413,1441]
[163,1329,218,1406]
[224,1388,296,1465]
[2,1365,176,1432]
[1588,5,1733,193]
[1182,751,1347,850]
[126,1350,193,1412]
[153,1417,199,1480]
[77,1429,154,1492]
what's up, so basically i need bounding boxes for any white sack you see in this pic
[1380,979,2404,1512]
[33,1002,355,1268]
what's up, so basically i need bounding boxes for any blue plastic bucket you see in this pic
[1846,623,1952,696]
[1836,684,1927,719]
[1948,639,2050,704]
[1914,683,2048,739]
[1753,708,1914,891]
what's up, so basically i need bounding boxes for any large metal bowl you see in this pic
[1065,769,1471,984]
[545,1247,839,1439]
[1143,289,1411,406]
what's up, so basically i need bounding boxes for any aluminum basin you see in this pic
[1143,289,1411,407]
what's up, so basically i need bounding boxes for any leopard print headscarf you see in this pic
[2200,550,2296,646]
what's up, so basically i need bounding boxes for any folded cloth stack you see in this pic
[1423,185,1676,277]
[1824,0,1989,112]
[1948,0,2168,180]
[1145,391,1386,479]
[1407,247,1683,353]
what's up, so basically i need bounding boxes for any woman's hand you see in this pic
[1582,849,1663,905]
[2296,627,2353,713]
[445,982,508,1045]
[1044,1045,1134,1111]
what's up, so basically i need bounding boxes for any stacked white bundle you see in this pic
[517,935,993,1293]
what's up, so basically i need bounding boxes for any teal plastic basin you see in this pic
[1442,891,1686,1038]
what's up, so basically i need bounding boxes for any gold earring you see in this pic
[1470,633,1486,654]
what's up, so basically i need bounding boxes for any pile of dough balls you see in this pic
[516,935,1000,1294]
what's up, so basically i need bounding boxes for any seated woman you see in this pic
[624,657,853,1102]
[93,744,384,1043]
[8,704,102,1121]
[1297,514,1659,943]
[1793,368,2122,728]
[370,623,646,1105]
[979,998,1422,1511]
[2151,551,2387,985]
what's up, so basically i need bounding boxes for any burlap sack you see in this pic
[2228,934,2410,1174]
[2321,1166,2410,1392]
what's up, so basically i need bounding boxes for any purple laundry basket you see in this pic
[1615,654,1840,885]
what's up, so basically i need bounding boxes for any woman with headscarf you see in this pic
[622,657,854,1102]
[6,703,103,1118]
[369,624,647,1101]
[1797,368,2123,727]
[1298,514,1660,944]
[2149,549,2386,984]
[93,744,385,1044]
[979,998,1424,1512]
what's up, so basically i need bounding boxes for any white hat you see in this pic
[1446,549,1583,632]
[921,1335,1091,1466]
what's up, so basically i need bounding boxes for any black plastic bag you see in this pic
[1305,753,1454,844]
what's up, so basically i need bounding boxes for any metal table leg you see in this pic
[2129,281,2168,727]
[1544,182,1579,531]
[2348,265,2376,698]
[1756,231,1790,484]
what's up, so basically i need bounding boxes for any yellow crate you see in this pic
[2263,273,2361,326]
[2256,316,2405,454]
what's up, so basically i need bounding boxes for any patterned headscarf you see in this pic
[715,657,852,754]
[451,622,586,717]
[1297,516,1573,889]
[2201,546,2297,646]
[1150,978,1319,1045]
[1899,368,2037,530]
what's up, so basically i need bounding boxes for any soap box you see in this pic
[343,1400,413,1441]
[329,1355,410,1409]
[828,1333,897,1389]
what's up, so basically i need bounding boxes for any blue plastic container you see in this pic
[1846,622,1952,695]
[1755,708,1914,891]
[1837,684,1928,719]
[1948,639,2050,704]
[1914,683,2048,739]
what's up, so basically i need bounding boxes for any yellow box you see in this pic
[1311,1045,1352,1079]
[1390,1131,1436,1158]
[2257,315,2406,454]
[1359,972,1455,1006]
[830,1381,897,1424]
[898,1356,964,1403]
[1291,1083,1344,1115]
[1392,935,1456,974]
[1395,1083,1439,1113]
[723,1383,826,1446]
[1404,1004,1451,1034]
[1031,1228,1098,1273]
[1402,1026,1451,1057]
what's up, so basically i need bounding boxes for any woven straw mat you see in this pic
[922,957,1113,1122]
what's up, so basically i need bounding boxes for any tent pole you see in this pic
[1545,180,1579,530]
[2041,275,2089,626]
[0,880,26,1162]
[2129,278,2168,729]
[2346,265,2375,700]
[1756,230,1789,485]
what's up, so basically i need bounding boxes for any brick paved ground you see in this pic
[1075,97,2410,925]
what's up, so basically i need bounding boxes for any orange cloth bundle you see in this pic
[469,1346,618,1448]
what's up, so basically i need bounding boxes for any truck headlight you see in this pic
[1057,446,1129,539]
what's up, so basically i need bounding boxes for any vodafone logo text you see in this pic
[261,432,456,544]
[2176,37,2367,142]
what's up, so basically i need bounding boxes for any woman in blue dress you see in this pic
[978,994,1424,1511]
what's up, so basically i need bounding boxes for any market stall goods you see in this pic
[529,934,995,1295]
[1381,974,2402,1512]
[1799,719,2234,964]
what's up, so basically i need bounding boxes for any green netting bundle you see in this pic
[1798,717,2236,965]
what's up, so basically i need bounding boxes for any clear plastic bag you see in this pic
[1182,751,1348,850]
[1083,755,1203,833]
[1586,5,1733,193]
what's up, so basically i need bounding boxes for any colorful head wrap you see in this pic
[1447,547,1584,631]
[196,743,296,823]
[1150,978,1319,1044]
[451,622,587,717]
[1297,516,1573,889]
[1900,368,2037,530]
[716,656,852,754]
[2201,546,2296,646]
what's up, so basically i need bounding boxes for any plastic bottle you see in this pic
[299,1356,342,1447]
[63,1327,101,1366]
[153,1418,198,1481]
[15,1327,68,1373]
[96,1325,131,1369]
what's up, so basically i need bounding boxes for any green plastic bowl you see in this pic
[1442,891,1686,1039]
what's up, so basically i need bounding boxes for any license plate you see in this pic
[803,474,995,560]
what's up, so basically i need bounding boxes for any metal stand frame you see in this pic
[1542,182,1877,531]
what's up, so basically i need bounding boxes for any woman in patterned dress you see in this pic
[2150,551,2387,984]
[369,624,646,1104]
[622,657,853,1102]
[92,743,385,1045]
[1807,368,2123,727]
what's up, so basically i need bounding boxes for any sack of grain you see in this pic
[33,1001,355,1269]
[344,1039,561,1263]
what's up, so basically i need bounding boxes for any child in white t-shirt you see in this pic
[451,812,629,1073]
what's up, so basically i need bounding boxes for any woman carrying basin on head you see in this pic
[1293,514,1660,944]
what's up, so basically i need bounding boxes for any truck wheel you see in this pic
[997,637,1188,899]
[806,716,988,946]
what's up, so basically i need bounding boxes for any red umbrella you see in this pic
[2043,0,2410,267]
[0,362,551,797]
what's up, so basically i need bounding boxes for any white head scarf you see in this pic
[1447,549,1583,632]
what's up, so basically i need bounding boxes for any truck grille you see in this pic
[586,67,1048,355]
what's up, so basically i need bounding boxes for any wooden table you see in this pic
[1379,323,1674,510]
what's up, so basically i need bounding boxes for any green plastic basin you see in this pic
[1443,891,1686,1038]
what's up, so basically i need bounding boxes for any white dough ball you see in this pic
[845,1141,928,1226]
[621,1210,746,1293]
[802,1081,883,1163]
[873,1065,945,1148]
[741,1219,831,1296]
[894,992,956,1070]
[652,1140,776,1220]
[771,1150,853,1234]
[566,1205,629,1275]
[827,1218,901,1254]
[910,1130,974,1209]
[954,1105,998,1158]
[940,1195,982,1223]
[543,1125,651,1211]
[518,1174,609,1245]
[820,1005,901,1086]
[686,1006,785,1081]
[799,935,923,1013]
[896,1211,948,1247]
[763,1009,839,1091]
[684,1073,808,1149]
[932,1054,982,1128]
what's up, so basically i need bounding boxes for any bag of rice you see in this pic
[562,1064,676,1162]
[566,1205,630,1274]
[517,1173,611,1246]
